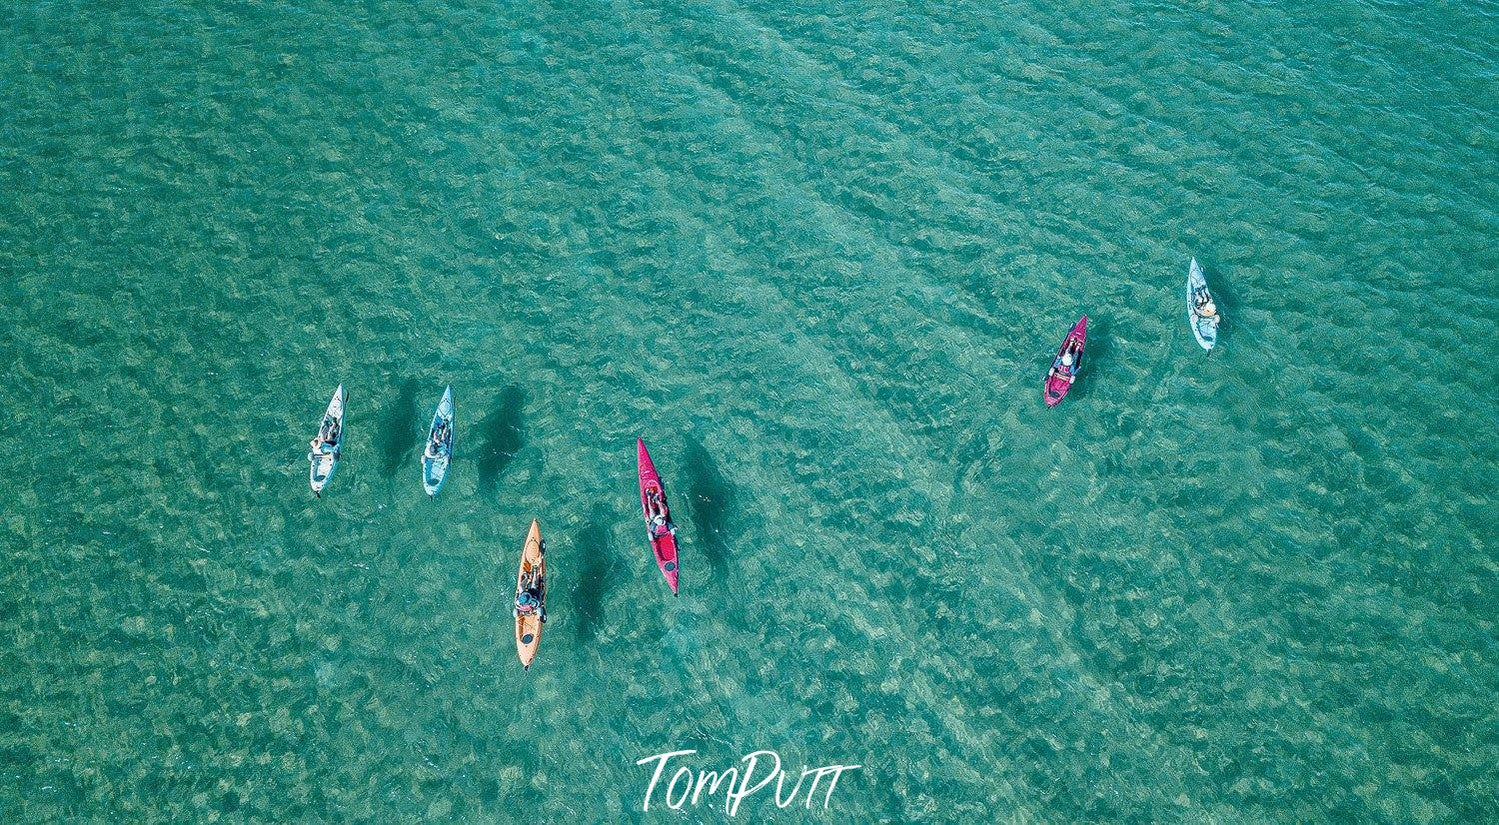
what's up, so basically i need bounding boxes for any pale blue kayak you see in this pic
[308,384,346,497]
[422,386,454,497]
[1188,258,1220,351]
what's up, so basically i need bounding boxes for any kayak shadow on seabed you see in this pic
[681,437,736,586]
[377,377,421,477]
[476,384,527,496]
[571,520,613,643]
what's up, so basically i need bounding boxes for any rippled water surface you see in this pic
[2,0,1495,820]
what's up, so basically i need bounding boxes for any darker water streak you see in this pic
[571,521,611,643]
[377,377,421,478]
[682,437,736,584]
[476,384,526,495]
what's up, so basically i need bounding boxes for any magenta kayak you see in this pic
[637,437,680,594]
[1044,315,1088,407]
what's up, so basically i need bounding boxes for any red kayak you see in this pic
[636,437,680,594]
[1043,315,1088,407]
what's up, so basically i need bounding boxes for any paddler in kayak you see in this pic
[1195,293,1218,319]
[1048,342,1082,384]
[309,419,341,458]
[514,568,547,622]
[424,419,450,459]
[644,490,673,539]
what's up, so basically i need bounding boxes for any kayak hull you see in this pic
[309,385,346,494]
[1043,316,1087,407]
[422,386,454,497]
[637,437,680,594]
[1188,258,1219,351]
[514,519,546,669]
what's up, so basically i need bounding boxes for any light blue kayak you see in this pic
[422,386,454,497]
[308,384,345,497]
[1188,258,1220,351]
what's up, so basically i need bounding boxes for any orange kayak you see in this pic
[513,519,547,669]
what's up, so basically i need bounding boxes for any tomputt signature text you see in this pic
[636,749,860,816]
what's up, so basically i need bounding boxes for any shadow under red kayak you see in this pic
[1044,315,1088,407]
[637,437,680,594]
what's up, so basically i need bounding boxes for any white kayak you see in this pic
[1188,258,1220,351]
[309,384,346,496]
[422,385,454,497]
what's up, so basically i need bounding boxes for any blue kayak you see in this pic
[1188,258,1220,351]
[421,386,453,497]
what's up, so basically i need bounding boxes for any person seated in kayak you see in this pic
[648,513,671,539]
[309,428,336,455]
[1196,296,1218,319]
[1049,346,1081,381]
[644,490,672,537]
[425,422,449,459]
[515,571,545,618]
[313,420,340,452]
[515,587,540,615]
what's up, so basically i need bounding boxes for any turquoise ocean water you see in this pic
[2,0,1496,820]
